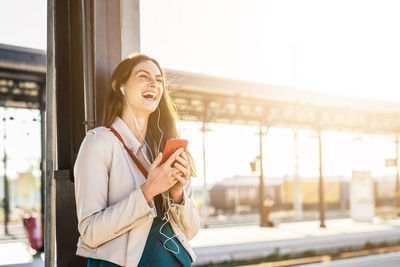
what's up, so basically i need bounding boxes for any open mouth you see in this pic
[141,91,157,102]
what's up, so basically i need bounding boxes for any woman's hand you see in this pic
[169,151,191,204]
[141,147,184,203]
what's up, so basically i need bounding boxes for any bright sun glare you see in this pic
[0,0,399,188]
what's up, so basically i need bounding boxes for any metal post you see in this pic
[82,0,95,131]
[259,126,266,227]
[40,106,45,251]
[2,114,9,236]
[293,130,303,220]
[45,0,56,265]
[318,129,326,228]
[395,136,400,214]
[201,119,209,228]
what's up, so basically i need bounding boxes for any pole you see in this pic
[396,136,400,214]
[45,0,56,265]
[40,107,45,252]
[318,129,326,228]
[2,114,9,236]
[201,119,209,228]
[259,126,266,227]
[293,130,303,220]
[82,0,95,132]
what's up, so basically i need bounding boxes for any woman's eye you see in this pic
[157,79,163,83]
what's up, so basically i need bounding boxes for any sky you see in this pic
[0,0,399,187]
[140,0,400,103]
[0,0,47,50]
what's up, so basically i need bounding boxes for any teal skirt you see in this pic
[87,258,120,267]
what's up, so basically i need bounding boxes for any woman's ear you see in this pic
[111,80,117,92]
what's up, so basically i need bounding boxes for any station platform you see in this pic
[191,217,400,266]
[1,217,400,266]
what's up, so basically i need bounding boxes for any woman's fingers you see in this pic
[175,155,188,168]
[164,169,178,186]
[173,163,190,180]
[173,162,186,174]
[181,151,188,161]
[169,168,180,179]
[163,147,184,168]
[172,172,187,185]
[175,154,190,178]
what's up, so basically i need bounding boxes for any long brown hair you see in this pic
[103,53,196,177]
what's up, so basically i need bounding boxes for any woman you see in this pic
[74,53,200,267]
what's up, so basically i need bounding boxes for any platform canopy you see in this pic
[0,43,46,109]
[167,69,400,135]
[1,43,399,135]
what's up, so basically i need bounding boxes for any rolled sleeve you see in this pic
[167,182,200,241]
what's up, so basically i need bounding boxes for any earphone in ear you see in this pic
[120,87,126,96]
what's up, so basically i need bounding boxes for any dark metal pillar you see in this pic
[39,80,46,253]
[318,129,326,228]
[50,0,122,266]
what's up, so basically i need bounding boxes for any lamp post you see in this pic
[318,129,326,228]
[251,126,269,227]
[307,129,326,228]
[201,120,209,228]
[2,112,13,236]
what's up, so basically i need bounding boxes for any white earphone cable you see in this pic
[156,106,163,155]
[159,193,180,254]
[122,93,155,162]
[121,88,180,254]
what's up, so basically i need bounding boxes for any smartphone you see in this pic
[161,138,188,165]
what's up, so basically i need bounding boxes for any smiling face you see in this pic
[121,60,164,115]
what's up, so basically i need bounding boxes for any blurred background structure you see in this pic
[2,0,400,266]
[0,44,45,228]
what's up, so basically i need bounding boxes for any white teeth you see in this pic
[142,91,157,101]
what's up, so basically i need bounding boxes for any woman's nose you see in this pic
[148,77,158,87]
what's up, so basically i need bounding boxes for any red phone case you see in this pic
[161,138,188,164]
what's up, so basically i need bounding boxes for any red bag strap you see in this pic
[110,127,148,178]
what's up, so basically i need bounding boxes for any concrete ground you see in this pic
[1,216,400,266]
[0,241,43,267]
[192,217,400,265]
[0,221,43,267]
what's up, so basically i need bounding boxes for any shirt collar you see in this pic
[111,116,143,154]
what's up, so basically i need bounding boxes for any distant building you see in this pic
[10,168,41,211]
